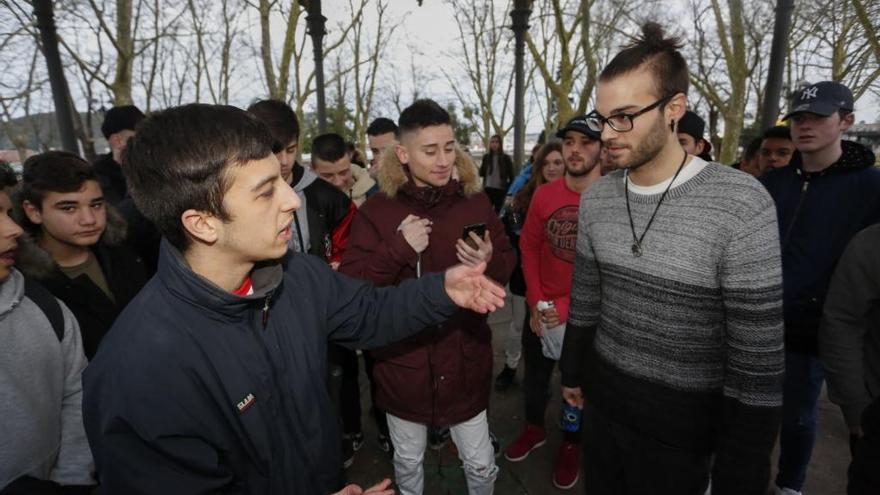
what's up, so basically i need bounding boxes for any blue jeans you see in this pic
[776,351,825,491]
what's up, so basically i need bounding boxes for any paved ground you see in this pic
[346,295,850,494]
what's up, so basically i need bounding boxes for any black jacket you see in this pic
[820,223,880,428]
[761,140,880,354]
[82,241,457,494]
[479,152,514,190]
[92,153,128,207]
[91,153,161,274]
[292,164,352,261]
[16,212,148,360]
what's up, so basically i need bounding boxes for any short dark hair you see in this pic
[398,99,451,137]
[312,133,348,163]
[600,22,688,101]
[0,161,17,189]
[123,104,274,250]
[366,117,398,137]
[21,151,96,208]
[247,99,299,153]
[19,151,98,234]
[762,125,791,141]
[744,136,763,161]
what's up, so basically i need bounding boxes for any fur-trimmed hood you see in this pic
[377,144,482,198]
[16,205,129,280]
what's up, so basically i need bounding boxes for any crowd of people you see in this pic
[1,19,879,495]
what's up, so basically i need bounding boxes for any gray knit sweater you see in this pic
[559,162,784,495]
[0,268,94,488]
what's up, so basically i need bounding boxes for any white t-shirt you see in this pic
[625,156,708,195]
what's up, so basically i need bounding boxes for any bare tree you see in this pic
[445,0,517,148]
[347,0,400,154]
[687,0,772,163]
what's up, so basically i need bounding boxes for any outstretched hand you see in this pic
[333,478,395,495]
[444,262,506,313]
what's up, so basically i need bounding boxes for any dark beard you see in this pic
[614,112,667,171]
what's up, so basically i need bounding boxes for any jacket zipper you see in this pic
[249,292,321,489]
[782,176,810,250]
[261,292,273,329]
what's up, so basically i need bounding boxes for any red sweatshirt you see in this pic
[520,177,581,323]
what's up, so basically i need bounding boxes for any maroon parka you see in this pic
[340,148,516,427]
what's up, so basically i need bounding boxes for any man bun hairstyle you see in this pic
[311,133,348,163]
[366,117,398,137]
[398,99,451,137]
[123,103,275,250]
[247,99,300,153]
[600,22,689,101]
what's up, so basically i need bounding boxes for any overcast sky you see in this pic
[325,0,879,128]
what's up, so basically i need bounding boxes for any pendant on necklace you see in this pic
[631,242,642,257]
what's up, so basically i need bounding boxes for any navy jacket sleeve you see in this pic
[308,257,458,349]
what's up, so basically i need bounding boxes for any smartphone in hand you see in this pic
[462,223,487,249]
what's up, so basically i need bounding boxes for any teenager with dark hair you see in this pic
[341,99,516,495]
[247,100,353,267]
[759,125,795,172]
[762,81,880,495]
[479,135,514,213]
[0,188,96,494]
[367,117,398,178]
[505,118,602,490]
[677,110,713,161]
[738,136,765,177]
[0,161,18,194]
[81,103,506,495]
[312,133,376,207]
[565,22,784,494]
[15,151,147,360]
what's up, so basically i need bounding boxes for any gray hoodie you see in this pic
[291,163,317,253]
[0,268,94,488]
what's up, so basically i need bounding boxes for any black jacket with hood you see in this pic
[82,241,458,494]
[16,208,148,360]
[761,140,880,355]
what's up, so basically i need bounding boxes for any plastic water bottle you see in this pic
[560,401,582,432]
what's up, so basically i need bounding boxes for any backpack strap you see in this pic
[23,277,64,342]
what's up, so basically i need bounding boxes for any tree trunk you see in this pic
[112,0,134,105]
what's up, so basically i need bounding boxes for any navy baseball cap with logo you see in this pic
[556,115,601,140]
[782,81,854,120]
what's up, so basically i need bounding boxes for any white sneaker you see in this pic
[774,486,803,495]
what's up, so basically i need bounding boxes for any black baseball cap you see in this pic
[677,111,705,141]
[556,115,601,140]
[782,81,854,120]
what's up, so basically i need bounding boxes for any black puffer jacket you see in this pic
[16,209,148,359]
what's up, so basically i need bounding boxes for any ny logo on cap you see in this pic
[802,87,819,100]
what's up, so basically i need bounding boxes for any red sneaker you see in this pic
[552,441,581,490]
[504,424,547,462]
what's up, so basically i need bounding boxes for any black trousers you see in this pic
[849,396,880,494]
[522,309,581,442]
[329,344,362,435]
[484,187,506,213]
[0,477,92,495]
[581,402,711,495]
